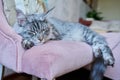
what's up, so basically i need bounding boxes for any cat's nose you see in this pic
[39,36,43,41]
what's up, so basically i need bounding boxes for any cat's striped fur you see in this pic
[13,9,115,80]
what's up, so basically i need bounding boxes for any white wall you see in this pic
[97,0,120,20]
[48,0,90,22]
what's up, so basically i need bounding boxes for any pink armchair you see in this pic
[0,19,120,80]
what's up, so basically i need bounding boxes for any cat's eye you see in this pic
[28,31,35,36]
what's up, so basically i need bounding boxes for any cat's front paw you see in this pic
[93,45,115,66]
[104,56,115,66]
[102,46,115,66]
[100,46,115,66]
[102,52,115,66]
[22,39,34,50]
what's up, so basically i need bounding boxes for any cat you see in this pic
[13,8,115,80]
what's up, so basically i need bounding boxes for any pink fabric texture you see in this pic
[103,33,120,80]
[0,25,120,80]
[22,41,93,79]
[0,30,24,72]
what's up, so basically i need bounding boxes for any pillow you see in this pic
[90,20,120,33]
[108,21,120,32]
[90,21,110,33]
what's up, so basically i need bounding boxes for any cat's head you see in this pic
[16,7,54,27]
[16,8,55,46]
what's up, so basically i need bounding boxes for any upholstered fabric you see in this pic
[0,25,120,80]
[22,41,93,79]
[104,33,120,79]
[0,30,24,72]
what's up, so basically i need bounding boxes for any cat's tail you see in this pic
[90,56,107,80]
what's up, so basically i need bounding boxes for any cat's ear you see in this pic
[16,9,27,26]
[39,7,55,21]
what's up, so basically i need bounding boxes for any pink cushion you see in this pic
[22,41,93,79]
[0,30,24,71]
[0,30,17,70]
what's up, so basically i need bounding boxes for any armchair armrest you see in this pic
[0,29,24,72]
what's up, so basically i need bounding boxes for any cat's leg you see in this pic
[21,39,34,49]
[99,45,115,66]
[92,44,115,66]
[91,44,115,80]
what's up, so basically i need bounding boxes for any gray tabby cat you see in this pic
[13,8,115,80]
